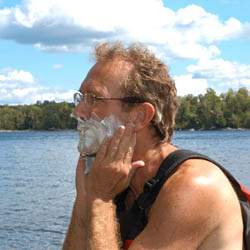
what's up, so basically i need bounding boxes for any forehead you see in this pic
[79,60,130,96]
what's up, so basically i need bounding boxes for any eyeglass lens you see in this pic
[74,93,95,107]
[74,93,81,106]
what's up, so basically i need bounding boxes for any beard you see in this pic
[77,112,107,156]
[71,112,123,172]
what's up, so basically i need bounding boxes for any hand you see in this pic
[86,123,145,202]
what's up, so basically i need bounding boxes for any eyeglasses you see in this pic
[73,92,166,139]
[73,92,144,107]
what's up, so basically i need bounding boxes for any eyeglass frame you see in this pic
[73,91,165,140]
[73,91,144,107]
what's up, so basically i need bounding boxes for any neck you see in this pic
[129,135,178,197]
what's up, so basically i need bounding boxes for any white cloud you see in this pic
[174,6,244,43]
[52,64,64,69]
[187,58,250,90]
[0,68,75,104]
[0,1,249,98]
[240,22,250,40]
[0,0,249,60]
[0,68,34,83]
[174,74,208,96]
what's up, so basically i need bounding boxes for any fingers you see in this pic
[124,132,136,165]
[85,123,144,200]
[106,125,125,159]
[94,122,139,176]
[95,123,134,163]
[95,135,112,162]
[115,123,135,161]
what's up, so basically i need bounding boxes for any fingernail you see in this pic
[119,125,126,130]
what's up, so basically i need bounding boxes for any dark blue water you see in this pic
[0,130,249,249]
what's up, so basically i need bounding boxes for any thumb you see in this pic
[76,155,86,188]
[75,155,87,200]
[131,160,145,169]
[128,160,145,179]
[76,155,86,172]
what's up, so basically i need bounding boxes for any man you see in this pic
[63,42,245,250]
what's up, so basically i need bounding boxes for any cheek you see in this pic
[92,102,121,119]
[91,105,107,120]
[92,101,132,124]
[118,111,132,125]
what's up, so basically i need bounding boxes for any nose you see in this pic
[73,101,91,120]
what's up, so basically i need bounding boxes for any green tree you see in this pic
[0,87,249,131]
[197,88,225,129]
[0,105,18,130]
[24,105,43,129]
[41,101,60,129]
[175,95,200,129]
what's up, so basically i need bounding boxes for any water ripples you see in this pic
[0,130,249,249]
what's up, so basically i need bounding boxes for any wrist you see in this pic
[87,194,114,205]
[74,198,87,219]
[87,190,115,204]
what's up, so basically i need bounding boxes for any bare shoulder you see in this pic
[130,159,244,250]
[158,158,240,210]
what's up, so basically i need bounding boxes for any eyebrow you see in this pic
[79,88,105,97]
[79,78,109,96]
[78,83,101,95]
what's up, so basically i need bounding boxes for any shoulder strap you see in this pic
[135,149,250,249]
[136,149,248,209]
[136,149,200,209]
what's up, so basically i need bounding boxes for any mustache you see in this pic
[71,111,103,123]
[70,112,85,123]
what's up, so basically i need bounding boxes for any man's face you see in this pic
[74,60,131,123]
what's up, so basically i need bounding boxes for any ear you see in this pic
[133,102,155,132]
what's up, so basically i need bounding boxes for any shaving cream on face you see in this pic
[71,112,123,173]
[77,112,107,156]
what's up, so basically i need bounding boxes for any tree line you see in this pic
[0,101,76,130]
[0,87,250,131]
[175,87,250,130]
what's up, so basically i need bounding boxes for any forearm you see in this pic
[87,198,122,250]
[62,199,87,250]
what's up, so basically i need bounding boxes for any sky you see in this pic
[0,0,249,105]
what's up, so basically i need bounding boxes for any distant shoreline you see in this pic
[176,127,249,131]
[1,128,249,133]
[0,129,76,133]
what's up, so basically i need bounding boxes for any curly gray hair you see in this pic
[93,42,178,143]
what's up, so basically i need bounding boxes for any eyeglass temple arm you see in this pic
[96,96,144,103]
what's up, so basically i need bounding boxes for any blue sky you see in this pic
[0,0,249,105]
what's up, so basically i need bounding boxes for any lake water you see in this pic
[0,130,249,249]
